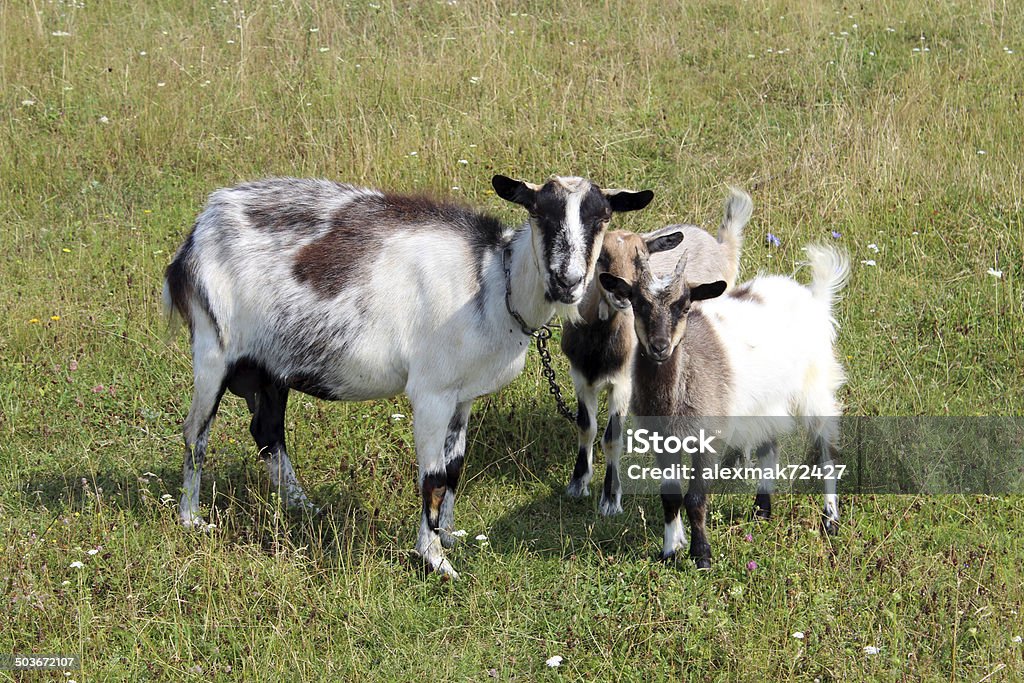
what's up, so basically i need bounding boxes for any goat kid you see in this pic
[600,243,849,568]
[560,189,751,515]
[164,174,653,579]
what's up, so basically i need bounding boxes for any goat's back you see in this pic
[691,273,845,418]
[647,224,735,287]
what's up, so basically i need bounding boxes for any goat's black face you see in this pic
[599,271,726,364]
[493,175,653,304]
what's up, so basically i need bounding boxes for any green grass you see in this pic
[2,0,1023,680]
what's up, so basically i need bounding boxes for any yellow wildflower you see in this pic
[51,315,60,321]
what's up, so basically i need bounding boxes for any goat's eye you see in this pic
[671,300,689,317]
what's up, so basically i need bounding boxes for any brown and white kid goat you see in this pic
[600,241,849,568]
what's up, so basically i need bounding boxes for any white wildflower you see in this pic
[51,31,72,37]
[864,645,880,655]
[87,549,99,556]
[792,631,805,640]
[475,534,488,541]
[21,99,36,106]
[450,529,468,538]
[545,655,563,668]
[867,243,879,252]
[69,561,85,569]
[861,259,877,267]
[986,268,1003,279]
[98,116,110,124]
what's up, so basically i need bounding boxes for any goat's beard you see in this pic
[552,300,583,325]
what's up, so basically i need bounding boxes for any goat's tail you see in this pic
[162,235,199,341]
[717,187,752,286]
[161,278,184,340]
[805,244,850,308]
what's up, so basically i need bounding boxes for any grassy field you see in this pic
[2,0,1023,679]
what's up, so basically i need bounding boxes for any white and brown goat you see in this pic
[599,241,849,567]
[163,174,653,579]
[560,189,751,515]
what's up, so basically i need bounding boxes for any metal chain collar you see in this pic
[502,246,577,423]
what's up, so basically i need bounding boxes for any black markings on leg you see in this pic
[439,404,470,548]
[249,384,290,460]
[684,490,711,569]
[570,447,590,483]
[753,492,772,520]
[602,413,621,447]
[603,463,618,501]
[575,398,589,429]
[421,472,447,531]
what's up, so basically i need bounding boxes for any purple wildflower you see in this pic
[831,230,842,239]
[747,560,758,571]
[744,533,754,542]
[766,233,781,248]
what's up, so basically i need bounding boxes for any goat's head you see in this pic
[599,231,726,363]
[493,174,653,305]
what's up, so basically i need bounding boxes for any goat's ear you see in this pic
[492,175,538,209]
[645,230,683,254]
[603,188,654,213]
[690,281,727,302]
[599,272,634,310]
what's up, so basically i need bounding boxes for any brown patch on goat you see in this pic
[728,283,764,305]
[292,208,380,297]
[292,193,505,299]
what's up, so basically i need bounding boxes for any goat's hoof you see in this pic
[430,557,460,581]
[752,506,771,521]
[179,512,207,530]
[658,550,677,563]
[693,557,712,570]
[821,515,840,536]
[565,479,590,498]
[598,498,623,517]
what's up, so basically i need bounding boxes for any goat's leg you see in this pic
[810,415,842,535]
[753,440,778,520]
[410,392,460,579]
[179,328,226,529]
[250,383,313,512]
[566,371,599,498]
[658,447,687,560]
[598,377,630,516]
[684,452,713,569]
[438,401,472,549]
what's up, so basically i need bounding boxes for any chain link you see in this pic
[534,326,577,423]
